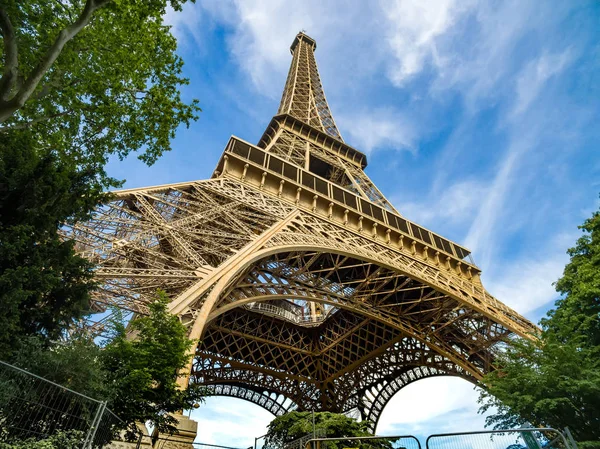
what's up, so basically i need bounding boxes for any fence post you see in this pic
[83,400,107,449]
[136,429,144,449]
[563,428,579,449]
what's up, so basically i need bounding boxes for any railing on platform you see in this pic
[245,302,336,326]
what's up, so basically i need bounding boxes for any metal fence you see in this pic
[286,430,327,449]
[303,428,577,449]
[0,359,136,448]
[305,435,421,449]
[151,436,245,449]
[425,428,575,449]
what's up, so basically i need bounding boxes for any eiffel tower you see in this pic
[71,32,537,431]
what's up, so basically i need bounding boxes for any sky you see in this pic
[107,0,600,446]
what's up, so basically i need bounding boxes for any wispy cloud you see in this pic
[511,49,574,117]
[337,108,417,155]
[464,148,519,266]
[191,398,272,446]
[377,377,486,435]
[397,179,488,232]
[382,0,475,86]
[464,44,575,267]
[484,256,566,317]
[164,3,205,49]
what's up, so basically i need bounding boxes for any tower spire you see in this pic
[277,32,343,141]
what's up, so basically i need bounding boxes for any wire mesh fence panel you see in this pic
[191,443,245,449]
[425,428,572,449]
[306,435,421,449]
[0,360,134,448]
[284,430,327,449]
[151,436,245,449]
[0,359,104,445]
[89,407,140,448]
[255,434,268,449]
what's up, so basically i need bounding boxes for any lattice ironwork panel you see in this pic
[202,384,296,416]
[278,33,342,141]
[70,32,539,423]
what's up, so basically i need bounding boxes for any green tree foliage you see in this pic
[265,411,393,449]
[479,206,600,448]
[101,291,205,435]
[0,131,105,358]
[0,0,199,188]
[544,209,600,347]
[0,0,203,440]
[9,334,108,400]
[0,430,84,449]
[1,292,204,441]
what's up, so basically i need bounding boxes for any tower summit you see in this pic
[278,32,343,141]
[70,32,537,430]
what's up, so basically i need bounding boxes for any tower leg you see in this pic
[152,414,198,449]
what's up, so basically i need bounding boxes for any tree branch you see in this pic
[0,0,111,123]
[52,0,76,23]
[0,110,72,131]
[0,8,19,102]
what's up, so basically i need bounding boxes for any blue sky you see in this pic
[107,0,600,446]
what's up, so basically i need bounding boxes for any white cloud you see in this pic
[398,179,488,231]
[377,377,487,435]
[432,0,536,103]
[195,0,372,97]
[484,256,565,317]
[464,150,519,266]
[338,108,417,154]
[191,397,273,446]
[382,0,475,85]
[164,3,205,48]
[483,231,578,317]
[463,43,574,267]
[512,49,574,117]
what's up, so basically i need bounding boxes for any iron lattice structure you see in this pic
[68,33,538,430]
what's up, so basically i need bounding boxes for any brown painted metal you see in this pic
[68,32,538,430]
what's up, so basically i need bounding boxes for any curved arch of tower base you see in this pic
[69,32,538,432]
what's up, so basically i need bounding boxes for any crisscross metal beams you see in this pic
[70,32,538,426]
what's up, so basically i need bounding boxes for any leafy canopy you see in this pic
[265,411,393,449]
[0,0,199,188]
[0,130,106,358]
[544,208,600,347]
[2,292,204,440]
[101,291,205,434]
[478,204,600,448]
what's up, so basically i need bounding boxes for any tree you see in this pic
[478,204,600,448]
[0,0,204,439]
[0,430,84,449]
[0,130,105,359]
[1,292,204,442]
[0,0,200,188]
[544,209,600,347]
[100,291,204,435]
[265,411,393,449]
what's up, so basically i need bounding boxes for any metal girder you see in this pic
[69,32,539,425]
